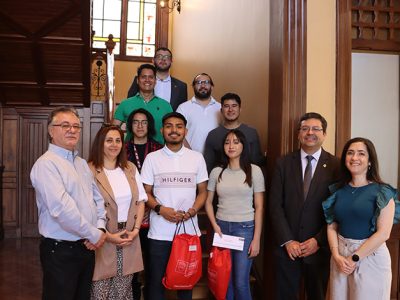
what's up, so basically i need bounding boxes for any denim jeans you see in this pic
[217,219,254,300]
[147,238,192,300]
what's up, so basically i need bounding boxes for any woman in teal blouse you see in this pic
[322,137,399,300]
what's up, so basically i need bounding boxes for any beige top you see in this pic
[207,164,265,222]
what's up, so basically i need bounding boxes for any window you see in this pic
[92,0,168,61]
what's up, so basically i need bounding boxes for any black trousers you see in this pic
[132,227,149,300]
[275,252,329,300]
[40,238,95,300]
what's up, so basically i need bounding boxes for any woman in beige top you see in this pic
[205,129,265,300]
[88,125,146,299]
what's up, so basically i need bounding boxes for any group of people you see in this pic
[29,45,398,300]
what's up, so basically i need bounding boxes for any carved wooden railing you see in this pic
[91,34,116,122]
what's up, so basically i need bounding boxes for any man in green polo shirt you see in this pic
[113,64,172,144]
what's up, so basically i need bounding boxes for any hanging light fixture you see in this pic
[160,0,181,14]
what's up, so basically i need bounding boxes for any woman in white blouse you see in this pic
[88,125,147,299]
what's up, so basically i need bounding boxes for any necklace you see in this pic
[351,187,359,194]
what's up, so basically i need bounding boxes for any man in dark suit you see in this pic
[269,112,340,300]
[127,47,187,111]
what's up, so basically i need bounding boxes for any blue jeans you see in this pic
[217,219,254,300]
[147,238,192,300]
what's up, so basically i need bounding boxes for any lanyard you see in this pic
[132,142,149,171]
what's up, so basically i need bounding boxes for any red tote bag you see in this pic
[162,218,202,290]
[208,246,231,300]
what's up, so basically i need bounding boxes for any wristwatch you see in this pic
[154,204,162,215]
[351,254,360,262]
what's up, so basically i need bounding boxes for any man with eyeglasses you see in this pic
[30,106,107,300]
[127,47,188,111]
[204,92,265,173]
[114,63,173,144]
[269,112,340,300]
[177,73,221,154]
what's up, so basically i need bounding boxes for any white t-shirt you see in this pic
[177,96,221,154]
[141,145,209,241]
[103,167,147,222]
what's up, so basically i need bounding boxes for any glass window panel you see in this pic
[143,45,155,57]
[113,42,121,55]
[143,3,156,44]
[92,20,103,37]
[92,0,104,19]
[127,1,140,22]
[92,40,106,49]
[104,0,122,20]
[126,43,143,56]
[104,20,121,38]
[146,0,156,3]
[127,22,140,40]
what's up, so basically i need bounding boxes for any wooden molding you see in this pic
[263,0,307,298]
[335,0,352,155]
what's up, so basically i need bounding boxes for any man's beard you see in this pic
[194,89,211,99]
[155,63,171,72]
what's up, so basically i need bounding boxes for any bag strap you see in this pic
[190,217,198,236]
[173,217,198,238]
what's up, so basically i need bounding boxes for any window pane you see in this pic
[104,20,121,38]
[126,43,142,56]
[143,45,155,57]
[127,1,140,22]
[92,0,104,19]
[113,42,121,55]
[127,22,140,40]
[104,0,122,20]
[92,20,103,37]
[92,0,160,58]
[143,3,156,44]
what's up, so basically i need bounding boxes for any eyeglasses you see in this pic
[132,120,148,127]
[195,80,211,86]
[52,123,82,132]
[299,126,323,133]
[154,54,172,60]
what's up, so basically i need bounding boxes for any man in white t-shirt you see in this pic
[141,112,208,300]
[177,73,221,154]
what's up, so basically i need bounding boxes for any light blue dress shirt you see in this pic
[30,144,106,244]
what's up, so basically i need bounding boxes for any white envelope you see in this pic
[212,233,245,251]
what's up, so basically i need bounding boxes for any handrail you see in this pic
[90,34,116,123]
[0,165,4,240]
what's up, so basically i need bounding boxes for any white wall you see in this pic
[351,53,399,187]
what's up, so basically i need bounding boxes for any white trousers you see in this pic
[329,235,391,300]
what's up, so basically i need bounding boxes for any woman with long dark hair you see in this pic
[88,125,147,299]
[205,129,265,300]
[322,137,399,300]
[125,108,162,299]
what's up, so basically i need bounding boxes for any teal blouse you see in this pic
[322,183,400,236]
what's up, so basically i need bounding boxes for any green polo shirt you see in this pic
[114,94,173,144]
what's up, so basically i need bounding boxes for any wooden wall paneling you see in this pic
[263,0,307,298]
[2,111,19,237]
[388,224,400,300]
[20,117,49,237]
[1,103,106,238]
[336,0,353,155]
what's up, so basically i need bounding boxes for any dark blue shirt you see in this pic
[334,183,379,239]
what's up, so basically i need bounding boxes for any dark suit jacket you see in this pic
[127,76,188,111]
[269,148,340,264]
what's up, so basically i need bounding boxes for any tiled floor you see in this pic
[0,238,42,300]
